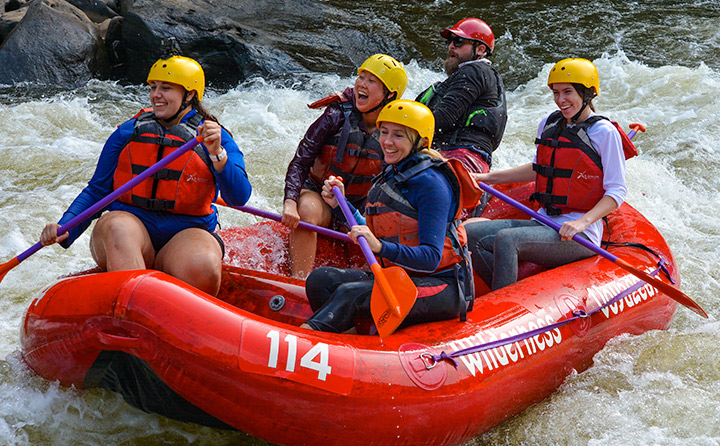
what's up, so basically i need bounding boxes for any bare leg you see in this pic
[288,189,332,278]
[89,211,155,271]
[155,228,224,296]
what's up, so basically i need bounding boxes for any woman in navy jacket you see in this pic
[41,56,252,296]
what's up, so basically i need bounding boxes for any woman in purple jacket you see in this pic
[281,54,407,278]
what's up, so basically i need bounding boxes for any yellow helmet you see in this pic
[547,58,599,95]
[377,100,435,148]
[358,54,408,99]
[147,55,205,101]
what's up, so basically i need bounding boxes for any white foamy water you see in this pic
[0,53,718,445]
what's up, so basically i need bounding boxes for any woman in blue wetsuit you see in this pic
[40,55,252,296]
[300,100,481,333]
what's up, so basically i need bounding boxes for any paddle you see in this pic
[214,198,351,243]
[627,123,646,139]
[331,186,418,338]
[0,135,204,284]
[475,181,708,318]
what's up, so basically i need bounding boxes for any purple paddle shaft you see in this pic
[234,205,351,243]
[476,182,618,263]
[17,136,203,263]
[332,186,377,265]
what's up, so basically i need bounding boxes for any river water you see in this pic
[1,1,719,445]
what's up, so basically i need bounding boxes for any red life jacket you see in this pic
[531,111,637,216]
[364,153,482,273]
[308,96,384,206]
[113,109,216,216]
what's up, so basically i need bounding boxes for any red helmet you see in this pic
[441,18,495,54]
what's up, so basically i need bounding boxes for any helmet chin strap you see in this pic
[162,91,191,124]
[472,42,481,60]
[471,42,489,61]
[570,92,597,123]
[364,92,395,115]
[409,135,425,155]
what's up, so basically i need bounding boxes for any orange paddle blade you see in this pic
[370,265,418,338]
[615,259,708,318]
[0,257,20,284]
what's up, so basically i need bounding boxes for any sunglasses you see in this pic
[445,35,469,47]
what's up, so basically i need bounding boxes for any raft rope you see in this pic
[600,222,673,283]
[426,260,673,369]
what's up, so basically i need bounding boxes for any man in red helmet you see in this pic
[417,18,507,214]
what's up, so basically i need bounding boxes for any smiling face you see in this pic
[150,81,193,123]
[379,121,416,165]
[551,82,590,122]
[354,70,387,113]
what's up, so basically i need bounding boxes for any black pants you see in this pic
[305,267,466,333]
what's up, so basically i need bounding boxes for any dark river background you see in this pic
[1,1,719,445]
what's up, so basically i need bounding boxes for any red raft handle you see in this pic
[82,316,158,361]
[96,330,141,349]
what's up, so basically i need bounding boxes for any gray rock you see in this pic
[3,0,30,13]
[0,8,26,43]
[0,0,108,86]
[0,0,412,89]
[115,0,309,88]
[111,0,408,88]
[66,0,117,23]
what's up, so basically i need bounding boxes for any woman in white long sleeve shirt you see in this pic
[464,58,628,290]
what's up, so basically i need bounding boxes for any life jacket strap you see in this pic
[327,164,377,185]
[532,163,573,178]
[332,102,354,164]
[132,135,187,147]
[344,147,383,160]
[529,192,567,205]
[131,196,176,212]
[131,164,182,181]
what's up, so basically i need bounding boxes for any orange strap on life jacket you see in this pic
[307,92,348,109]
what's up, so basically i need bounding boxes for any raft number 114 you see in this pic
[238,320,355,395]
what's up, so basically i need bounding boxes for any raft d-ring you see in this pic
[398,343,448,391]
[555,293,590,337]
[419,352,437,370]
[269,295,285,311]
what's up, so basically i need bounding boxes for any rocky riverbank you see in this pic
[0,0,411,89]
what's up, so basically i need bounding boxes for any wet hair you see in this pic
[402,126,421,148]
[190,95,219,122]
[572,83,596,112]
[418,147,443,159]
[189,95,234,138]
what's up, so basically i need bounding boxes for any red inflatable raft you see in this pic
[21,184,679,446]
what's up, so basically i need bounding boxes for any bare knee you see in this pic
[90,212,153,270]
[156,229,223,295]
[175,255,222,295]
[297,192,330,226]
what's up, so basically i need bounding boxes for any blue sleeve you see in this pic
[330,202,365,228]
[210,128,252,206]
[57,120,135,248]
[378,169,456,272]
